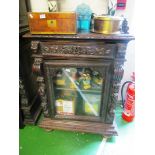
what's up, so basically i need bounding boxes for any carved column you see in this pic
[31,41,50,117]
[37,76,50,117]
[106,43,127,123]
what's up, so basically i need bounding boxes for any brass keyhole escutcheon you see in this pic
[47,20,57,28]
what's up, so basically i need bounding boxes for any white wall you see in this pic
[57,0,108,15]
[28,0,49,12]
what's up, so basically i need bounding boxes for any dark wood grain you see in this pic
[28,12,76,34]
[23,32,134,41]
[39,118,118,136]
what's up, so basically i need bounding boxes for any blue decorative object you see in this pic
[75,3,92,32]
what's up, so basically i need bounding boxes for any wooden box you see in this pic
[28,12,77,34]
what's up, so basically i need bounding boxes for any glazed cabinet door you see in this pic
[43,60,113,123]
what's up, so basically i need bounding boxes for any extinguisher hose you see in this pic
[121,81,134,108]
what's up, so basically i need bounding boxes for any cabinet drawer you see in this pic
[39,41,116,59]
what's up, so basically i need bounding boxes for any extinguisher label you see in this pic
[124,94,135,117]
[122,82,135,121]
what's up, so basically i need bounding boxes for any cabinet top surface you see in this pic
[23,32,135,42]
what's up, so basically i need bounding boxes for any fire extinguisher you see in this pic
[121,72,135,122]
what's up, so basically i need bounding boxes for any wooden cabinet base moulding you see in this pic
[23,32,134,136]
[39,118,118,136]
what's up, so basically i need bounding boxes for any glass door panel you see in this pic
[51,67,105,117]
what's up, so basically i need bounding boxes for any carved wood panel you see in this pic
[37,76,50,117]
[31,41,40,53]
[116,43,127,58]
[32,58,43,74]
[31,56,50,117]
[39,42,116,59]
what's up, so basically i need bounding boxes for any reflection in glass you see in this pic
[52,68,104,117]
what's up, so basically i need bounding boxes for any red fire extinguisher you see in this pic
[121,72,135,122]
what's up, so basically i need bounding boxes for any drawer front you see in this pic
[39,41,116,59]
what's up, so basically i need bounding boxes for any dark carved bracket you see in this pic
[31,41,40,53]
[116,43,127,58]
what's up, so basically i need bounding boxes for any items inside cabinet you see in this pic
[51,67,105,117]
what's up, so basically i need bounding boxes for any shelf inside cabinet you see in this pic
[55,87,102,94]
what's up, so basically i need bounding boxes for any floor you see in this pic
[19,104,134,155]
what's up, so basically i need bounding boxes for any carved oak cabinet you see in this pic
[23,32,134,136]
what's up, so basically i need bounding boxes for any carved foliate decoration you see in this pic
[31,41,40,53]
[106,60,125,123]
[117,43,127,52]
[116,43,127,58]
[37,76,50,117]
[113,66,124,83]
[41,97,49,116]
[31,57,50,117]
[32,58,43,74]
[112,83,121,93]
[19,78,29,106]
[40,44,115,57]
[36,76,44,83]
[38,83,45,96]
